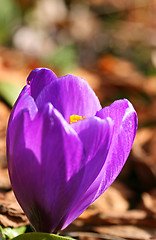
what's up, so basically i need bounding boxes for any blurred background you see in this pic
[1,0,156,239]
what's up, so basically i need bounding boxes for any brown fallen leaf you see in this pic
[98,54,146,90]
[66,231,126,240]
[0,191,28,227]
[0,213,28,228]
[77,209,156,228]
[94,225,156,240]
[141,190,156,215]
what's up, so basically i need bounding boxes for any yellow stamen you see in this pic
[69,115,86,124]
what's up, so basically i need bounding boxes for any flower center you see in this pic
[69,115,86,124]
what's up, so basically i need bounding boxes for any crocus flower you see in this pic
[7,68,137,233]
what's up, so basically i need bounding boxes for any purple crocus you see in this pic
[6,68,137,233]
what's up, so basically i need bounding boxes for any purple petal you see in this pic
[7,103,86,233]
[36,75,101,122]
[27,68,57,100]
[62,116,114,229]
[93,99,137,191]
[63,99,137,228]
